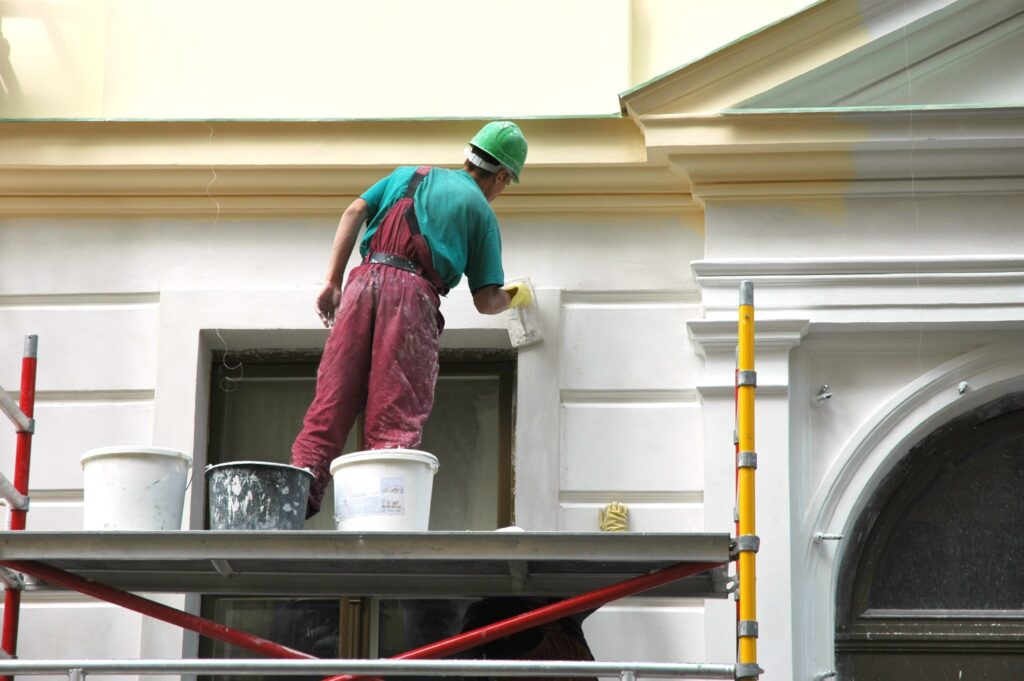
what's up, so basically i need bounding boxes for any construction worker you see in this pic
[291,121,532,516]
[457,598,597,681]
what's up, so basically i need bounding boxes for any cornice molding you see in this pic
[641,107,1024,190]
[0,118,645,166]
[0,118,703,215]
[0,165,698,216]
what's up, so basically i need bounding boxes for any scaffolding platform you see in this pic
[0,531,730,598]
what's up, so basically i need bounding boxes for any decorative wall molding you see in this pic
[560,389,699,404]
[694,255,1024,278]
[687,318,810,357]
[0,293,160,308]
[561,290,702,306]
[559,490,704,504]
[693,257,1024,322]
[695,384,791,398]
[30,390,156,403]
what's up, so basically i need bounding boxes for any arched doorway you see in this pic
[835,392,1024,679]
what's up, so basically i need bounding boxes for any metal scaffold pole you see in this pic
[1,335,38,678]
[735,282,761,680]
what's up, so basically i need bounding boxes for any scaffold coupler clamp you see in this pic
[735,662,764,679]
[0,566,25,591]
[730,534,760,560]
[714,569,738,594]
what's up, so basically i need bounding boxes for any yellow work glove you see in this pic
[599,501,629,532]
[501,282,533,309]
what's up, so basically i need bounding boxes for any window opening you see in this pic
[202,350,515,675]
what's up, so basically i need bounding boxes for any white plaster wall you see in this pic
[16,598,144,681]
[583,597,706,664]
[0,207,710,667]
[694,138,1024,678]
[703,193,1024,260]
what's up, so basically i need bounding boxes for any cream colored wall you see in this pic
[0,0,814,119]
[629,0,818,86]
[2,0,632,118]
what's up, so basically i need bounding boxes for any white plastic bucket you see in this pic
[329,449,439,531]
[80,446,192,530]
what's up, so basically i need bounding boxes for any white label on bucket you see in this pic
[339,476,405,518]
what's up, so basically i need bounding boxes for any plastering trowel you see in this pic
[505,277,543,348]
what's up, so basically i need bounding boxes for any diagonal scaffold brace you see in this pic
[0,557,724,679]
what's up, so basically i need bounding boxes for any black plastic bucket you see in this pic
[205,461,313,530]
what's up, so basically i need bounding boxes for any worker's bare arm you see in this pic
[324,198,370,287]
[316,198,370,327]
[472,285,512,315]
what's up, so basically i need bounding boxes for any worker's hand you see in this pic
[315,283,342,328]
[501,282,532,309]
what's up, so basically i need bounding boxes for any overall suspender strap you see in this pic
[403,167,449,295]
[402,166,430,237]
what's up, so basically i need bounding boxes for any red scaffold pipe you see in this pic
[0,560,314,661]
[2,337,38,678]
[323,559,724,681]
[9,338,37,532]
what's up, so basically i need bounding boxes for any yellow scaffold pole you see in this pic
[736,281,761,680]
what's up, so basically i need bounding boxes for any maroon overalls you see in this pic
[292,168,446,515]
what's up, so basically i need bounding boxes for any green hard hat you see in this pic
[469,121,528,183]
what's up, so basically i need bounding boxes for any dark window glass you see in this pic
[867,423,1024,610]
[836,393,1024,681]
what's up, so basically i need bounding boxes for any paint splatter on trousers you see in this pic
[291,263,443,515]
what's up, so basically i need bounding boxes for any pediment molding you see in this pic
[621,0,1021,117]
[741,0,1024,108]
[619,0,945,117]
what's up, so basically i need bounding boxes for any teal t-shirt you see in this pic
[358,166,504,291]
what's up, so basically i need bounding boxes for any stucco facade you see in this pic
[2,0,1022,679]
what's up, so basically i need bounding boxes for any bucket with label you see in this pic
[80,446,192,531]
[205,461,313,530]
[329,449,439,531]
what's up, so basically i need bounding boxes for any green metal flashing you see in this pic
[721,103,1024,115]
[0,113,624,124]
